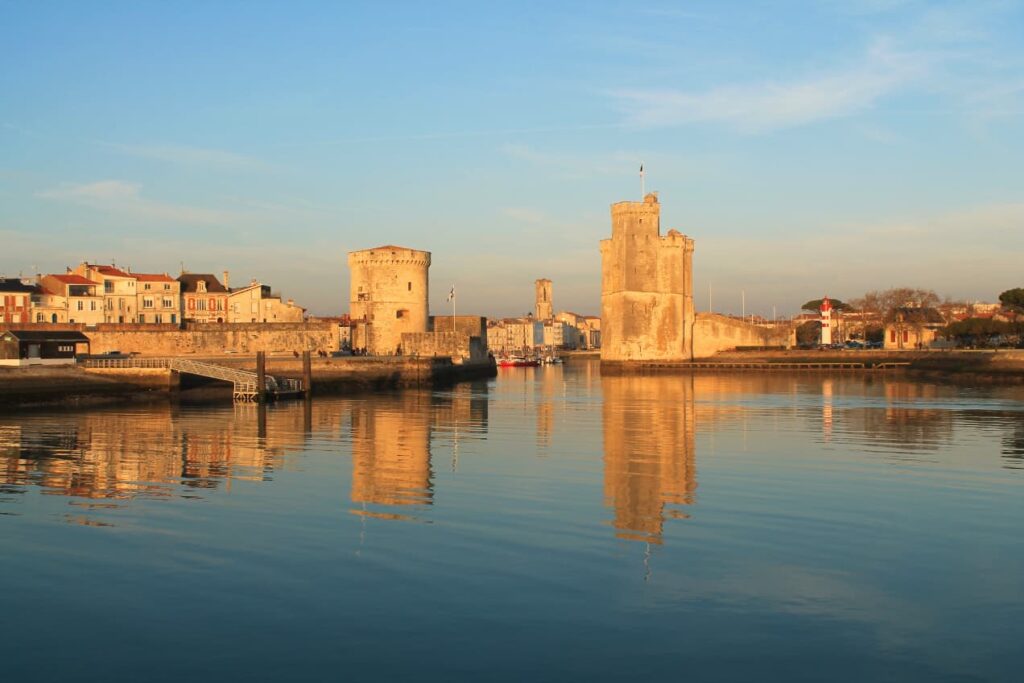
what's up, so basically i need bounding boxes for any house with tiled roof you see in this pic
[0,277,35,325]
[227,279,305,323]
[131,272,181,324]
[177,272,229,323]
[72,263,138,323]
[37,274,104,324]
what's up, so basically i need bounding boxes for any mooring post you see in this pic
[302,350,312,396]
[256,351,266,404]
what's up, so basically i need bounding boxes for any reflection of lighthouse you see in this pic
[820,296,833,346]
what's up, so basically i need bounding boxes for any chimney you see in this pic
[223,270,229,289]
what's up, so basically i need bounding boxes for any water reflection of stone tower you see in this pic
[535,278,553,321]
[602,374,696,544]
[348,245,430,355]
[599,193,695,362]
[350,393,433,514]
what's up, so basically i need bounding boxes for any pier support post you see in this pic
[302,350,312,396]
[256,351,266,404]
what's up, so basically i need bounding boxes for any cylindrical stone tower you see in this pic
[348,245,431,355]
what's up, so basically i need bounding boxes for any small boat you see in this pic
[498,356,540,367]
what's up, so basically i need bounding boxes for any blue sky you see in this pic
[2,0,1023,317]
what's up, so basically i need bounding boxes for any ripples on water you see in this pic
[1,363,1023,682]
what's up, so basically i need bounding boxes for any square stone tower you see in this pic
[599,193,694,362]
[535,278,553,320]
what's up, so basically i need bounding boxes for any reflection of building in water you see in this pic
[869,382,954,453]
[350,392,434,515]
[1002,420,1024,470]
[349,384,490,517]
[822,378,834,442]
[602,373,696,544]
[0,402,350,505]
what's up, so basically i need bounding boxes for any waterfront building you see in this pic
[177,273,229,323]
[348,245,430,355]
[535,278,553,320]
[73,263,138,324]
[38,274,104,325]
[30,283,66,324]
[555,311,602,350]
[0,329,91,366]
[542,319,577,349]
[0,277,36,325]
[884,306,946,350]
[599,193,695,362]
[132,272,180,324]
[487,317,543,355]
[227,279,305,323]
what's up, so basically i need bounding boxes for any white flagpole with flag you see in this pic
[447,285,456,334]
[640,162,645,198]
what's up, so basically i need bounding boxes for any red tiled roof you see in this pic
[49,274,95,285]
[132,272,176,282]
[87,264,132,278]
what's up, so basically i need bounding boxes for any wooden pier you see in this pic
[80,356,305,402]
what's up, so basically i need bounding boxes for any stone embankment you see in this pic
[0,356,496,411]
[600,349,1024,383]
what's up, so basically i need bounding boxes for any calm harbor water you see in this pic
[2,362,1023,682]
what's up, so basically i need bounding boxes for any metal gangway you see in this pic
[81,356,303,402]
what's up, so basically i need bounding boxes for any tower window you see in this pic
[408,282,412,291]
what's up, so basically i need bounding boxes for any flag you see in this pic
[639,163,644,174]
[447,285,455,302]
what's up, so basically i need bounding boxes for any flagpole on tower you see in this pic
[640,162,645,198]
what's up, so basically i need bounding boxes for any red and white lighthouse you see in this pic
[820,296,833,346]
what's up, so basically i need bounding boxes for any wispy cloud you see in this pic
[103,143,271,171]
[37,180,240,226]
[609,41,926,132]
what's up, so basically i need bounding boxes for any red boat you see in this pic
[498,356,539,367]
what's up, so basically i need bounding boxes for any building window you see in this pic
[77,301,84,311]
[164,283,170,290]
[104,281,113,293]
[198,299,207,311]
[396,309,408,319]
[144,283,151,290]
[197,281,206,293]
[36,312,44,322]
[163,298,173,308]
[155,314,162,323]
[90,301,96,311]
[143,298,154,309]
[408,282,412,291]
[357,293,370,302]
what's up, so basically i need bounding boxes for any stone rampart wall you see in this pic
[402,331,488,363]
[0,322,337,356]
[692,313,794,359]
[87,323,336,356]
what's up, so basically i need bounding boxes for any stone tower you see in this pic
[535,278,553,320]
[348,245,431,355]
[599,193,694,362]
